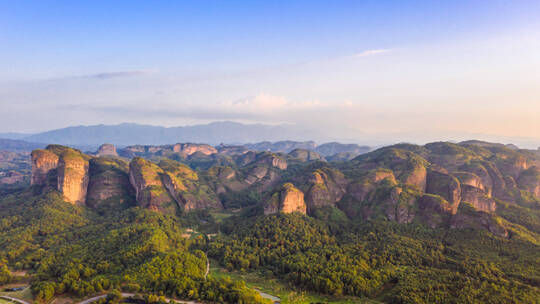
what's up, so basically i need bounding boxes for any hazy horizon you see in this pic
[2,120,540,150]
[1,1,540,146]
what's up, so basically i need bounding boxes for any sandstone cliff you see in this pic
[288,149,325,162]
[425,169,461,214]
[301,167,347,213]
[31,149,59,186]
[96,144,118,157]
[517,167,540,198]
[264,183,306,215]
[87,157,134,208]
[128,157,176,213]
[57,149,90,205]
[158,159,222,211]
[31,145,91,205]
[173,143,217,155]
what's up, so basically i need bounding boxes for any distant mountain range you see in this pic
[1,122,332,147]
[0,138,45,152]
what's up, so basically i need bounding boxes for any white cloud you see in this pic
[224,94,324,113]
[350,49,390,58]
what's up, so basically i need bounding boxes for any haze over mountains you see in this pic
[3,121,540,152]
[1,122,330,147]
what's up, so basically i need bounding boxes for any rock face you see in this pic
[264,183,306,215]
[31,149,59,186]
[207,166,246,193]
[450,203,508,238]
[128,157,176,213]
[173,143,217,155]
[517,167,540,198]
[233,151,287,170]
[256,153,288,170]
[302,168,347,213]
[57,150,90,205]
[31,146,91,205]
[158,159,222,211]
[416,194,454,228]
[425,170,461,213]
[459,162,493,196]
[288,149,325,162]
[355,148,428,191]
[87,157,134,208]
[96,144,118,157]
[460,185,496,213]
[454,171,485,191]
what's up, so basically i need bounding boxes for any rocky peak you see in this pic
[264,183,306,215]
[96,143,118,157]
[31,145,91,205]
[173,143,217,155]
[257,153,288,170]
[302,167,347,213]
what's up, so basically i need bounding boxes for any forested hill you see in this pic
[1,140,539,303]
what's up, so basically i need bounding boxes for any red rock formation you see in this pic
[96,144,118,157]
[31,149,59,186]
[425,170,461,214]
[173,143,217,155]
[57,151,90,205]
[264,183,306,215]
[128,157,176,213]
[460,184,496,213]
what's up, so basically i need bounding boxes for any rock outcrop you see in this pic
[450,203,508,238]
[173,143,217,155]
[96,144,118,157]
[425,170,461,213]
[416,194,454,228]
[302,168,347,213]
[264,183,306,215]
[354,148,428,191]
[31,149,59,186]
[257,153,288,170]
[31,145,91,205]
[158,159,222,211]
[128,157,176,213]
[57,150,90,205]
[87,157,134,208]
[517,167,540,198]
[453,171,485,191]
[460,184,496,213]
[288,149,325,162]
[459,162,493,196]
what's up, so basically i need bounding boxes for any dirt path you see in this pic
[204,256,210,280]
[0,296,31,304]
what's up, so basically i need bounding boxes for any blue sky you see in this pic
[1,1,540,146]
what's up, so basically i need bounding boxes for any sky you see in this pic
[1,0,540,147]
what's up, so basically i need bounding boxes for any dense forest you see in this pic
[207,210,540,303]
[0,190,269,304]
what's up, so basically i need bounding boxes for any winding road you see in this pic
[0,295,30,304]
[76,293,202,304]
